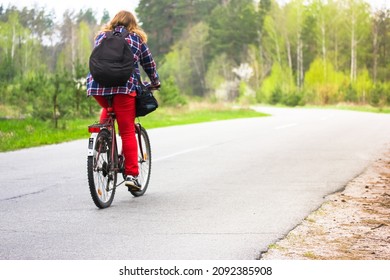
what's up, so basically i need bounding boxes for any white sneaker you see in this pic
[125,175,141,191]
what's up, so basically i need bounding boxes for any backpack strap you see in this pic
[110,26,129,38]
[108,26,140,89]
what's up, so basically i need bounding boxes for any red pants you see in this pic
[93,94,138,176]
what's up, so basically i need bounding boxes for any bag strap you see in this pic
[105,27,129,39]
[135,68,147,94]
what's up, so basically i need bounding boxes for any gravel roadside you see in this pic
[261,146,390,260]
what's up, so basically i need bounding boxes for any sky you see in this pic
[0,0,388,22]
[0,0,141,22]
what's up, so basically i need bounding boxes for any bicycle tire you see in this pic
[87,129,117,208]
[130,125,152,197]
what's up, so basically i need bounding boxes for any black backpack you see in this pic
[89,29,135,87]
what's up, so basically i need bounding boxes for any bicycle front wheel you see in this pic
[87,129,117,208]
[130,125,152,197]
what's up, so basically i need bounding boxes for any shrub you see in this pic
[345,84,358,103]
[158,76,187,107]
[282,92,304,107]
[270,86,282,104]
[370,84,384,107]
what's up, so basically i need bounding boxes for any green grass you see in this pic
[0,118,96,152]
[0,104,268,152]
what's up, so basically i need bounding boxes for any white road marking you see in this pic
[274,123,298,130]
[154,145,211,162]
[320,114,334,121]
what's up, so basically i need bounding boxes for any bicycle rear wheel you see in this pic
[130,125,152,197]
[87,129,117,208]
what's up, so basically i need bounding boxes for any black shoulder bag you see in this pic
[135,76,159,117]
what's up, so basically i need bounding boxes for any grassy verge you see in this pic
[0,118,96,152]
[0,104,268,152]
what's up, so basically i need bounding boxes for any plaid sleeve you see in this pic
[94,32,106,47]
[139,42,160,86]
[126,34,160,86]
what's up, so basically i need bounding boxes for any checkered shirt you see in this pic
[86,26,160,96]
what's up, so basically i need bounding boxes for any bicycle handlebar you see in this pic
[148,84,161,91]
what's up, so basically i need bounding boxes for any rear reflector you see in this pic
[88,126,101,133]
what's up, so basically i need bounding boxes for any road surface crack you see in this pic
[2,189,47,201]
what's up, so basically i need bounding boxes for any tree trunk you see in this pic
[350,12,357,83]
[321,19,326,62]
[53,78,60,129]
[286,38,292,70]
[372,17,379,84]
[334,32,339,71]
[296,34,303,89]
[275,37,281,65]
[11,25,16,60]
[75,88,80,115]
[296,3,303,90]
[71,25,76,77]
[24,30,28,71]
[53,94,59,129]
[321,15,327,80]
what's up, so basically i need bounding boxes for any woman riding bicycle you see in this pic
[86,10,160,191]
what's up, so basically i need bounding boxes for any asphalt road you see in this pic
[1,107,389,260]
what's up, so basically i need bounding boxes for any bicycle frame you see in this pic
[135,123,145,163]
[87,108,146,186]
[87,99,152,208]
[89,111,119,173]
[106,107,120,173]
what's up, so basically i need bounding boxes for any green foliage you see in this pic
[208,0,259,64]
[136,0,220,59]
[100,9,110,25]
[301,10,318,70]
[0,55,15,82]
[0,5,97,122]
[158,76,187,107]
[158,48,190,106]
[238,81,247,98]
[158,21,209,98]
[257,63,294,104]
[270,86,282,105]
[344,84,358,103]
[355,68,373,103]
[282,91,304,107]
[304,58,349,104]
[237,80,257,105]
[22,72,52,119]
[369,83,390,107]
[76,21,93,67]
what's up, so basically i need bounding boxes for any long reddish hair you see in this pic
[100,10,147,42]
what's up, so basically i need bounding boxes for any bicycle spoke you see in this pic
[129,125,151,197]
[87,129,117,208]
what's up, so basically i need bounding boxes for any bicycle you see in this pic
[87,96,152,209]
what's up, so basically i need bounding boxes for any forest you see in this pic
[0,0,389,125]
